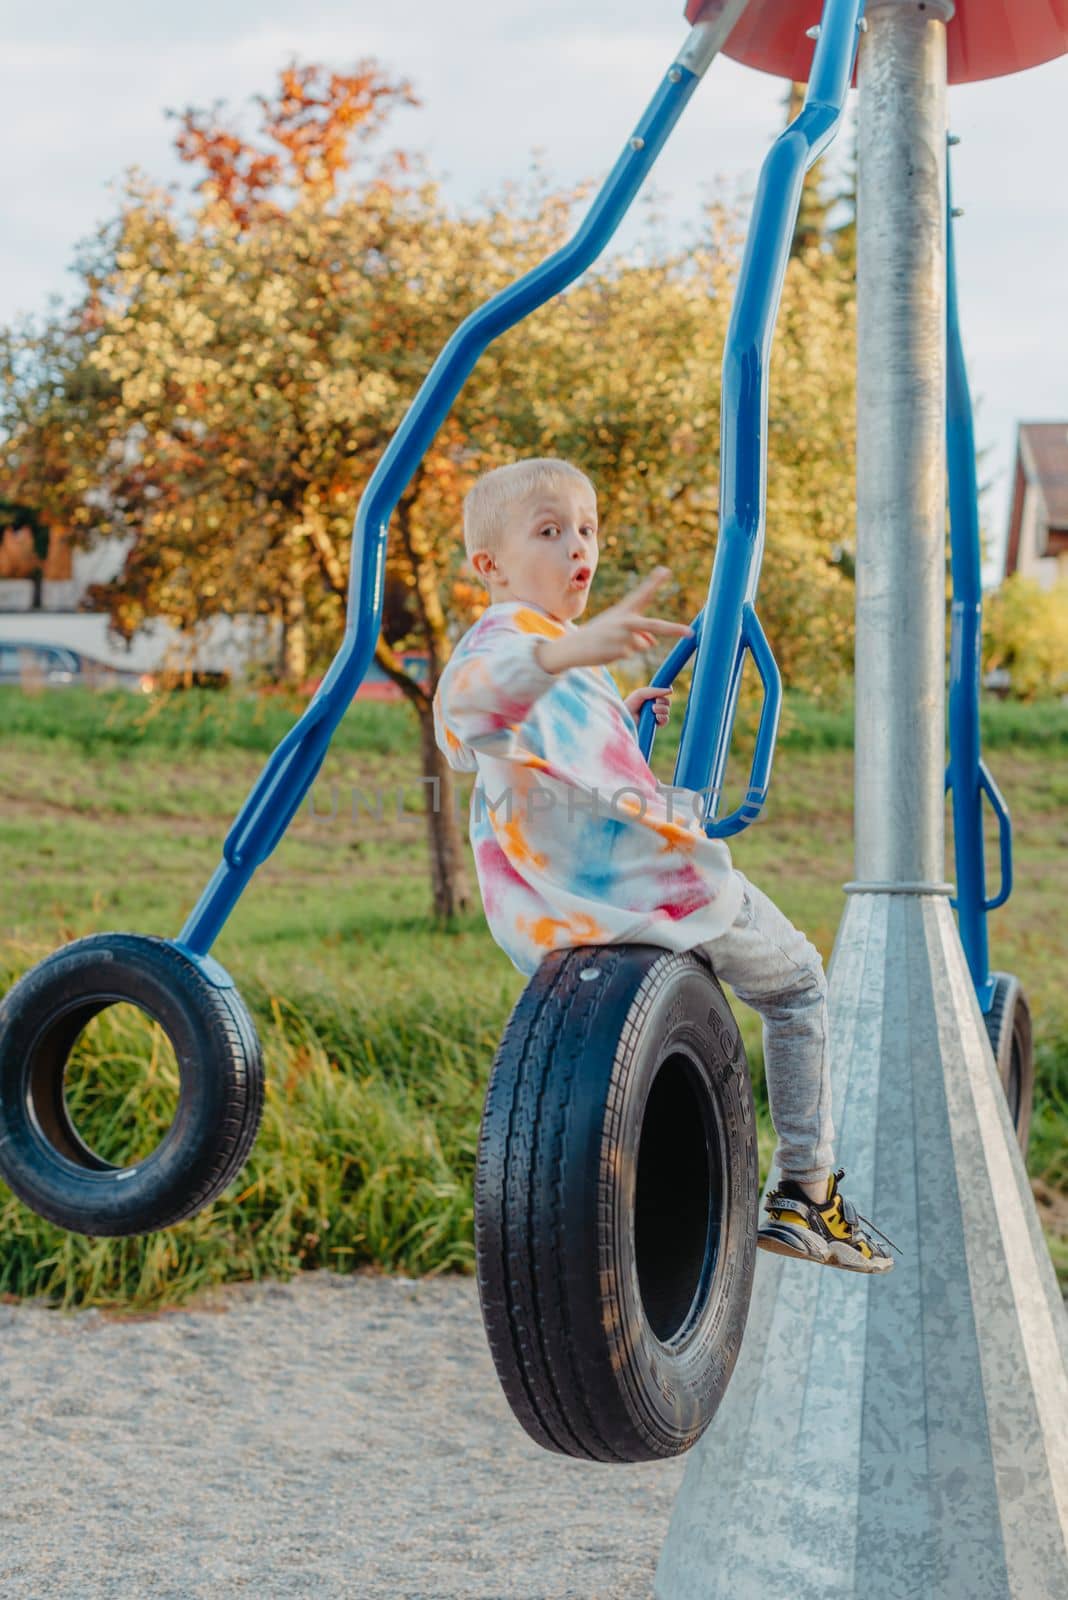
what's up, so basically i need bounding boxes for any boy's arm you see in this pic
[433,614,564,763]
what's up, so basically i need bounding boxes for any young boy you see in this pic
[433,457,896,1276]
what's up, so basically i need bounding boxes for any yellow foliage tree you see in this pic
[981,574,1068,702]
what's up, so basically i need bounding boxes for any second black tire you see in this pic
[0,931,265,1237]
[474,942,758,1464]
[983,970,1035,1155]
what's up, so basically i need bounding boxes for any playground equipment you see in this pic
[0,942,264,1237]
[656,1,1068,1596]
[0,0,850,1452]
[0,0,862,1456]
[945,152,1035,1150]
[474,0,865,1463]
[0,0,1061,1557]
[0,0,747,1252]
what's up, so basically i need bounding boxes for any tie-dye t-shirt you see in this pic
[432,598,743,977]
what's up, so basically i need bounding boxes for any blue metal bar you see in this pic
[978,761,1013,912]
[638,603,782,836]
[638,608,701,762]
[643,0,865,837]
[733,604,784,832]
[944,145,1013,1015]
[175,45,715,958]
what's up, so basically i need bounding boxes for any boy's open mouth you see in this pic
[570,566,592,588]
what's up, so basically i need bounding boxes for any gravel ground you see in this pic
[0,1270,686,1600]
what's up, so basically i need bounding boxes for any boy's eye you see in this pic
[539,525,560,536]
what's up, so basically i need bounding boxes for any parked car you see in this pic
[0,641,150,693]
[0,642,232,694]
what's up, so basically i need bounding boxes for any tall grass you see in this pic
[0,955,492,1311]
[1030,1014,1068,1192]
[0,932,780,1312]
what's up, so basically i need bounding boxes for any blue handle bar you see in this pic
[944,140,1015,1002]
[943,759,1013,914]
[638,603,782,834]
[729,607,784,833]
[978,761,1013,912]
[637,610,702,759]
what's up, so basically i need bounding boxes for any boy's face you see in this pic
[472,480,599,624]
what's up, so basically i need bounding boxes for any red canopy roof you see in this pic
[684,0,1068,85]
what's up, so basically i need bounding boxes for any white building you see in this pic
[0,525,279,678]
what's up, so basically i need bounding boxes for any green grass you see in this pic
[0,683,410,756]
[0,683,1065,1310]
[3,680,1066,758]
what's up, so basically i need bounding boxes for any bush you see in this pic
[982,575,1068,703]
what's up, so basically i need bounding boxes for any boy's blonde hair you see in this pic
[463,458,596,575]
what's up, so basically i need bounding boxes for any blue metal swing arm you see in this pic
[175,7,750,958]
[638,0,865,837]
[944,147,1014,1012]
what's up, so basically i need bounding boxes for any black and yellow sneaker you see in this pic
[756,1167,899,1274]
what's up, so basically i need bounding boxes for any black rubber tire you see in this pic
[474,942,758,1464]
[0,932,265,1237]
[983,971,1034,1156]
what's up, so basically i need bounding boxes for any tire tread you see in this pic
[475,945,755,1463]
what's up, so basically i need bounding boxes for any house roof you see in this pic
[1020,422,1068,530]
[1005,422,1068,578]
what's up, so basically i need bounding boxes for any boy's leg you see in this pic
[696,871,835,1188]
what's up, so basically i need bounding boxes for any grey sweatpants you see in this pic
[696,869,836,1185]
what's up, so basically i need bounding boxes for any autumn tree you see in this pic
[1,59,860,921]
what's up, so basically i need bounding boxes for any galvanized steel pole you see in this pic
[656,3,1068,1594]
[851,0,953,900]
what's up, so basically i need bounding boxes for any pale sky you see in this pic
[3,0,1067,587]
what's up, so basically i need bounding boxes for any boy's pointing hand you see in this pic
[536,566,694,675]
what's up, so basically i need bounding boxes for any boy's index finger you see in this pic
[633,617,696,636]
[624,566,672,608]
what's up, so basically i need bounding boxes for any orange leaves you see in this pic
[262,62,419,190]
[171,117,282,229]
[170,58,420,229]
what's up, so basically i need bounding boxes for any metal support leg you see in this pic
[655,4,1068,1594]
